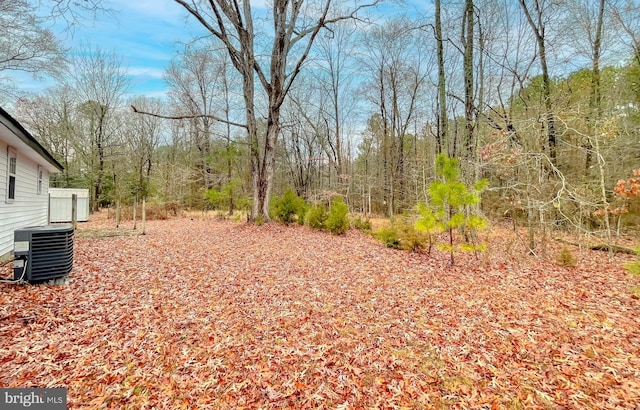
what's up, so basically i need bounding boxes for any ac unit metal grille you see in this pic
[14,225,74,283]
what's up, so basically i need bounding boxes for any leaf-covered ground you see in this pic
[1,215,639,409]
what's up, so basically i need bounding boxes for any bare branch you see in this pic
[283,1,381,101]
[130,105,247,129]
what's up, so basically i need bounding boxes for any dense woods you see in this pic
[3,0,640,240]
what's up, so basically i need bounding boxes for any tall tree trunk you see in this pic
[94,110,106,212]
[259,107,281,218]
[378,65,394,216]
[539,44,556,164]
[392,71,404,213]
[462,0,475,165]
[586,0,605,173]
[395,123,404,213]
[435,0,447,155]
[519,0,557,165]
[245,78,260,219]
[333,93,343,177]
[221,58,235,215]
[476,8,486,182]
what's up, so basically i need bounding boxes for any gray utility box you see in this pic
[14,225,74,283]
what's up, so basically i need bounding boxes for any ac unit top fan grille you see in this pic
[14,224,74,284]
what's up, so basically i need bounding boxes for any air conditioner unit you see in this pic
[14,225,74,284]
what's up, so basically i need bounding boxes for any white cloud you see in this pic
[127,66,165,79]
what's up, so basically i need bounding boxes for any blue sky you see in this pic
[10,0,216,99]
[88,1,194,97]
[48,0,210,98]
[8,0,430,101]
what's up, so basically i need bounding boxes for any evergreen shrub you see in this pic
[271,189,306,225]
[326,197,350,235]
[306,203,327,230]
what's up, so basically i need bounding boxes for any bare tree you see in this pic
[279,93,323,198]
[561,0,611,173]
[14,85,79,186]
[0,0,66,98]
[124,96,164,200]
[611,1,640,67]
[46,0,106,21]
[478,0,535,145]
[216,47,244,215]
[171,0,377,221]
[518,0,559,165]
[360,17,431,215]
[312,19,360,179]
[434,0,447,155]
[164,43,245,211]
[286,21,361,198]
[462,0,476,165]
[165,45,222,196]
[68,46,129,211]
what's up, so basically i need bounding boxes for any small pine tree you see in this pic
[415,154,487,264]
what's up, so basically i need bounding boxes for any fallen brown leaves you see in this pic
[1,215,639,409]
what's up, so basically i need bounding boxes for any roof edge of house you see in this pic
[0,106,64,172]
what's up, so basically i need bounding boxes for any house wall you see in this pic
[0,140,51,258]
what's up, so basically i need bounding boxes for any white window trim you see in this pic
[6,147,16,203]
[37,165,43,195]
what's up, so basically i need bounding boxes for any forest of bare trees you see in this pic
[4,0,640,245]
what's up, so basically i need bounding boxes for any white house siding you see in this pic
[0,139,50,258]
